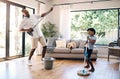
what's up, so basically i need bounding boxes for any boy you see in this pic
[84,28,96,72]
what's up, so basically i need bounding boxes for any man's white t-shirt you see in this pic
[19,15,43,38]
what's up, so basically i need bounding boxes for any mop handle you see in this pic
[27,18,43,36]
[83,46,87,65]
[32,18,43,29]
[83,37,89,66]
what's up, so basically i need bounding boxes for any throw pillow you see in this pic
[67,42,76,49]
[56,40,66,48]
[70,40,80,48]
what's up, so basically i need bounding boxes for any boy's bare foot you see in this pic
[84,65,90,68]
[89,68,95,72]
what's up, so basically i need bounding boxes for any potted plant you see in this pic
[42,21,58,38]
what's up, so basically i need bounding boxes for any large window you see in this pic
[9,5,23,56]
[0,2,6,58]
[71,9,118,45]
[0,0,34,59]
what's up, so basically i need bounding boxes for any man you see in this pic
[19,7,53,65]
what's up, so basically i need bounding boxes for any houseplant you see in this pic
[42,21,58,38]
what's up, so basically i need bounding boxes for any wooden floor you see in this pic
[0,56,119,79]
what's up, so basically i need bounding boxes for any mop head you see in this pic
[77,69,90,76]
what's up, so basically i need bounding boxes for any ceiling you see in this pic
[52,0,112,6]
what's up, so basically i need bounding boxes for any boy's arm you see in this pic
[87,36,96,44]
[84,40,88,45]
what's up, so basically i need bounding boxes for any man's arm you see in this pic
[41,7,53,17]
[19,28,33,32]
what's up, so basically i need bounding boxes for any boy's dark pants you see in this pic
[84,47,94,69]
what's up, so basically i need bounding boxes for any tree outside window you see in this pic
[71,9,118,45]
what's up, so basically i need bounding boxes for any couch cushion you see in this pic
[71,48,84,54]
[71,48,98,54]
[54,48,70,53]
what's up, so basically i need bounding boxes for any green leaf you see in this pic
[42,21,58,38]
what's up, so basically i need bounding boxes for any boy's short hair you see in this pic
[87,28,96,35]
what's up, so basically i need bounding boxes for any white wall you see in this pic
[59,5,71,39]
[39,0,53,24]
[51,5,71,39]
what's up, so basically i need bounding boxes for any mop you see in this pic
[77,45,90,76]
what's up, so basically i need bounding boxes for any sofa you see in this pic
[46,37,98,60]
